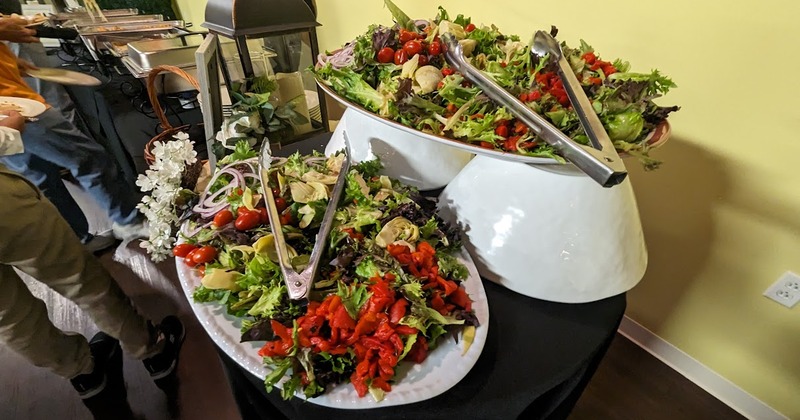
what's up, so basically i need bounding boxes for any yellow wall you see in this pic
[177,0,800,416]
[175,0,207,28]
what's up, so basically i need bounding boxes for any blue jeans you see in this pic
[0,108,140,243]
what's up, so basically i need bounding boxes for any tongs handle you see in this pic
[258,142,293,274]
[441,34,627,188]
[305,134,352,288]
[257,136,351,301]
[534,31,615,154]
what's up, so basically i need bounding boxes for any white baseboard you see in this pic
[618,316,787,420]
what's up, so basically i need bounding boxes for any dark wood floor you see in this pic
[570,333,744,420]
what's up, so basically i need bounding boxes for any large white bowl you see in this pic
[437,155,648,303]
[325,108,474,190]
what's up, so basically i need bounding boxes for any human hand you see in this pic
[0,17,39,43]
[0,111,26,133]
[16,59,38,76]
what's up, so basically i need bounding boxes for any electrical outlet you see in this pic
[763,271,800,308]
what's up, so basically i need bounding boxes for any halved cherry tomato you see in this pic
[376,47,394,63]
[464,23,476,33]
[279,210,293,225]
[393,49,408,65]
[192,245,217,264]
[213,209,233,227]
[257,207,269,224]
[235,210,261,231]
[441,67,455,76]
[479,141,494,149]
[518,92,528,102]
[274,197,288,213]
[528,91,542,101]
[494,125,509,138]
[402,40,423,57]
[184,249,199,267]
[398,29,417,44]
[428,40,442,56]
[172,243,197,258]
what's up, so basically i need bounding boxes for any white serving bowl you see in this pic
[325,108,474,190]
[437,155,648,303]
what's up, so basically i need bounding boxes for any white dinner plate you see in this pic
[0,96,46,117]
[26,68,102,87]
[176,247,489,409]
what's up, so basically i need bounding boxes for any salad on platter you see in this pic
[175,141,479,401]
[314,0,679,169]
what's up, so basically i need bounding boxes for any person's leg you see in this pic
[0,152,91,243]
[0,264,94,379]
[19,108,142,227]
[0,167,156,359]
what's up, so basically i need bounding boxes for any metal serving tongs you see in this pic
[441,33,627,188]
[257,135,352,300]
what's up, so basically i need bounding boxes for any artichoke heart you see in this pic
[298,204,316,228]
[375,217,419,248]
[413,65,443,95]
[301,170,339,185]
[326,154,345,174]
[438,20,466,40]
[290,181,328,203]
[201,269,243,291]
[253,234,298,263]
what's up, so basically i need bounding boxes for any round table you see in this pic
[214,134,627,419]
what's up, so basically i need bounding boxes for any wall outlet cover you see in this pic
[763,271,800,308]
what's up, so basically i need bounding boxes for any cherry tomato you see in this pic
[402,40,423,57]
[274,197,288,213]
[271,187,281,198]
[528,91,542,101]
[376,47,394,63]
[192,245,218,264]
[495,125,509,138]
[441,67,455,76]
[184,249,199,267]
[428,41,442,56]
[465,23,476,33]
[398,29,417,44]
[235,210,262,231]
[393,49,408,65]
[479,141,494,149]
[417,54,428,66]
[257,207,269,224]
[198,266,206,276]
[581,52,597,65]
[213,209,233,227]
[279,210,293,225]
[172,243,197,258]
[518,92,528,102]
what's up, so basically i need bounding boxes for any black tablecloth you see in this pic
[214,135,628,420]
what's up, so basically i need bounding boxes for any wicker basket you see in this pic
[143,65,204,166]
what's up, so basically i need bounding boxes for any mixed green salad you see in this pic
[175,141,478,400]
[315,0,679,169]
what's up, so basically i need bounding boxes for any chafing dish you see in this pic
[49,8,139,26]
[65,14,164,28]
[78,20,187,60]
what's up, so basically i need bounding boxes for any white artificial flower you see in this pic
[136,132,198,262]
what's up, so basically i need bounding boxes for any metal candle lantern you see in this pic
[197,0,329,168]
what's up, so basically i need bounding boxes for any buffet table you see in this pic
[214,133,627,420]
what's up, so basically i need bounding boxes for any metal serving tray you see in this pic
[50,8,138,26]
[67,14,164,28]
[126,35,205,69]
[78,20,184,36]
